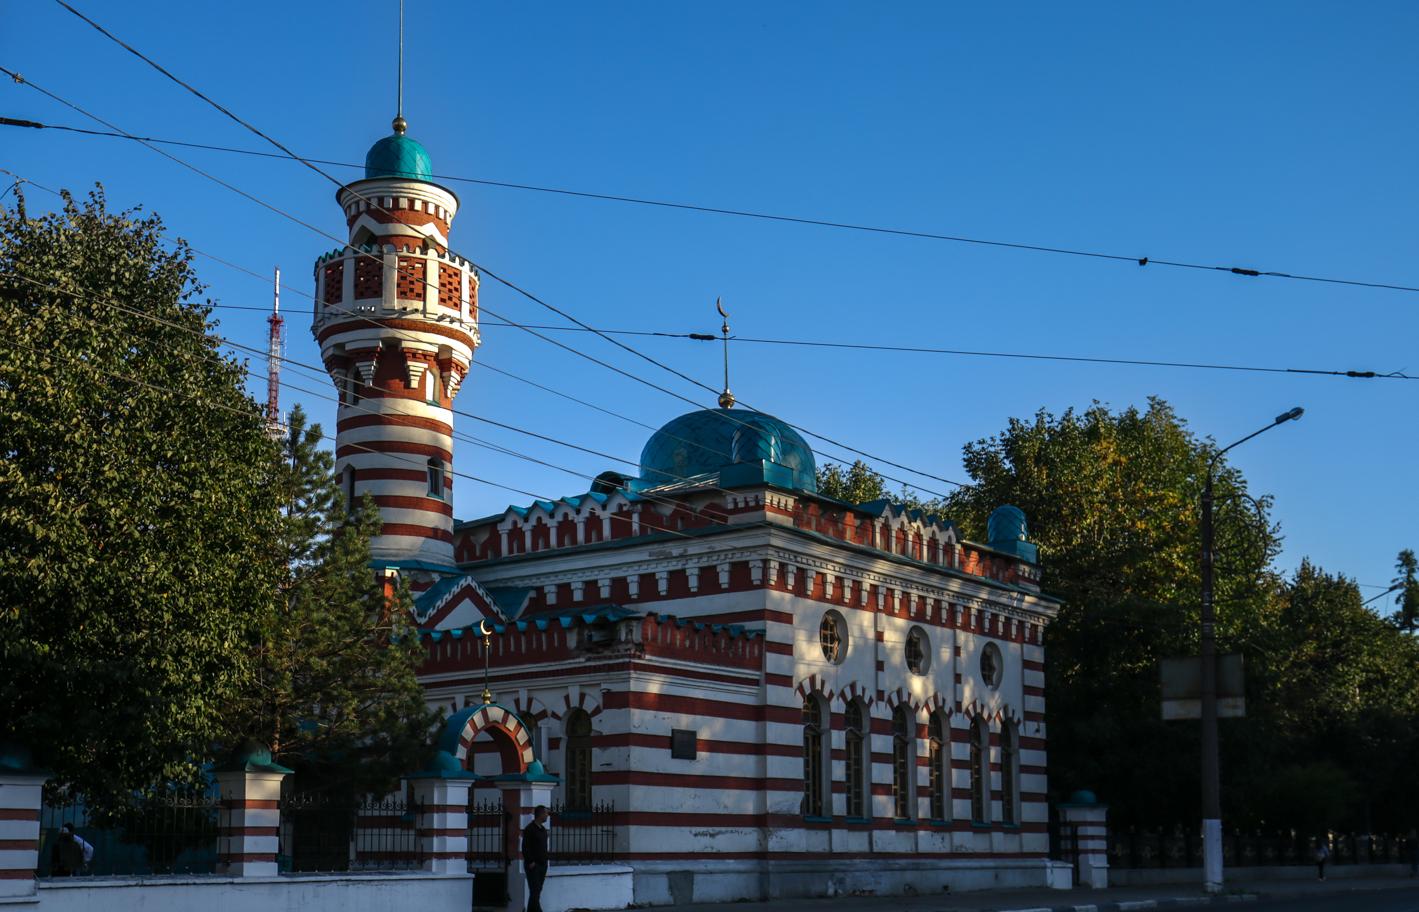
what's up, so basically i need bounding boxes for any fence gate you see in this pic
[467,797,509,908]
[1048,816,1080,886]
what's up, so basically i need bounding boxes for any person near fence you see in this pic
[1314,837,1329,881]
[522,805,550,912]
[50,823,94,876]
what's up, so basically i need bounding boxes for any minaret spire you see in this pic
[395,0,405,131]
[716,297,735,409]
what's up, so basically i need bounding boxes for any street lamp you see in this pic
[1200,406,1303,893]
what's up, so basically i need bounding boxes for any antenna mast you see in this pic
[266,266,284,437]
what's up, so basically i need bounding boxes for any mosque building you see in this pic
[313,118,1061,902]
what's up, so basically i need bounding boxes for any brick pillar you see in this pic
[214,744,292,877]
[0,747,47,899]
[494,761,558,912]
[408,751,477,875]
[1058,791,1109,889]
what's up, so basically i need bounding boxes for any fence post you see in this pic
[493,761,559,912]
[408,750,477,875]
[1057,789,1109,889]
[214,743,292,878]
[0,745,47,898]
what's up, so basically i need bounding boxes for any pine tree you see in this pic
[232,406,439,794]
[1392,549,1419,633]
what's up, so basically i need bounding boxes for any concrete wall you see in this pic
[540,864,634,912]
[35,872,470,912]
[628,856,1064,905]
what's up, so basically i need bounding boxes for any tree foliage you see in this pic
[1,190,437,804]
[0,188,284,804]
[1391,549,1419,633]
[229,406,439,794]
[829,399,1419,830]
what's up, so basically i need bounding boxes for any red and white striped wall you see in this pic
[314,174,478,568]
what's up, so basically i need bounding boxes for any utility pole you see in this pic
[1200,406,1303,892]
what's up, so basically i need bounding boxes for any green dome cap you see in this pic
[365,127,432,181]
[639,407,817,493]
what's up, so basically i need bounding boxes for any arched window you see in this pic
[802,696,825,818]
[427,458,445,499]
[970,716,990,824]
[344,466,357,511]
[563,709,593,811]
[844,701,866,819]
[892,704,915,820]
[928,711,949,821]
[1001,721,1019,825]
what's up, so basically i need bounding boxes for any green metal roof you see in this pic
[365,132,433,181]
[639,407,818,493]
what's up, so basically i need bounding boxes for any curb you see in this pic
[998,893,1258,912]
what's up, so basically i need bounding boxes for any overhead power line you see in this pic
[3,57,966,495]
[6,111,1419,298]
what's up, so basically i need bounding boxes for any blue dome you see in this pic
[639,408,817,493]
[365,133,433,181]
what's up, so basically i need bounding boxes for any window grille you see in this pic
[819,611,845,663]
[801,698,824,817]
[564,709,593,811]
[905,626,929,674]
[427,459,445,499]
[1001,722,1018,825]
[928,713,948,821]
[845,701,865,819]
[970,717,990,824]
[892,705,914,819]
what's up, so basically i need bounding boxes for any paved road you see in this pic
[1248,886,1419,912]
[667,877,1419,912]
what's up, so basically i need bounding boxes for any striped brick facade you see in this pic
[314,175,478,567]
[419,489,1060,900]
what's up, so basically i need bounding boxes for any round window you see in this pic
[819,610,847,664]
[905,626,930,675]
[980,642,1004,690]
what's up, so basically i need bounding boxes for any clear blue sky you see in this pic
[4,2,1415,601]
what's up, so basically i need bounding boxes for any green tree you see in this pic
[229,406,439,794]
[942,399,1281,826]
[0,188,284,805]
[816,459,946,513]
[1391,549,1419,633]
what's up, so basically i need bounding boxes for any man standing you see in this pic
[521,805,550,912]
[50,823,93,876]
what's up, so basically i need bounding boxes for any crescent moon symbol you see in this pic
[478,619,492,636]
[716,297,728,319]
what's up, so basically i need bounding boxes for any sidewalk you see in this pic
[665,874,1419,912]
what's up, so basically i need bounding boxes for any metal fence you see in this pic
[279,792,420,873]
[38,790,219,877]
[550,801,616,865]
[1109,828,1416,869]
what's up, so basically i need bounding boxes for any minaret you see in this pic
[311,116,479,569]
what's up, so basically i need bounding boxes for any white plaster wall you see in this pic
[538,864,634,912]
[36,872,470,912]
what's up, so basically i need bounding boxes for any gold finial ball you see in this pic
[718,390,736,409]
[392,115,408,135]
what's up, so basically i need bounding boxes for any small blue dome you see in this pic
[365,133,433,181]
[988,505,1028,544]
[639,408,817,493]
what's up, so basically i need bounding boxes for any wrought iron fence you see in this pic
[551,801,616,864]
[279,792,420,873]
[466,797,508,870]
[1109,828,1416,870]
[1047,818,1081,884]
[38,789,219,877]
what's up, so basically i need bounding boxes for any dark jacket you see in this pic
[522,819,548,866]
